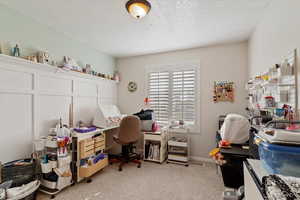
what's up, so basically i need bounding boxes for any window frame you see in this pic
[145,63,200,132]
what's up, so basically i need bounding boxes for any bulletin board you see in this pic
[213,81,234,103]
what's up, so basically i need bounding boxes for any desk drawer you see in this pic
[144,134,162,141]
[79,157,108,178]
[94,134,105,152]
[94,135,105,143]
[80,138,95,159]
[95,145,105,152]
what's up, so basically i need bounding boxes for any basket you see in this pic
[6,181,40,200]
[1,159,38,187]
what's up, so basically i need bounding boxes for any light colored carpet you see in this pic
[37,162,224,200]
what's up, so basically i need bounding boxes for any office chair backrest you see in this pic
[118,115,141,144]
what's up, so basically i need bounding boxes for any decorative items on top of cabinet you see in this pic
[0,40,117,81]
[12,44,21,57]
[37,51,50,64]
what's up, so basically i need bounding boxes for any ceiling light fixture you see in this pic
[126,0,151,19]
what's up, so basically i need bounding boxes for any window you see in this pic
[148,71,170,125]
[147,68,196,127]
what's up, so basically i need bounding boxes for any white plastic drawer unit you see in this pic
[167,140,188,147]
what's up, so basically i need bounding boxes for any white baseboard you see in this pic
[190,156,215,164]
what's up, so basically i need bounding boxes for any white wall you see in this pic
[0,55,117,163]
[117,42,248,159]
[0,4,115,75]
[249,0,300,77]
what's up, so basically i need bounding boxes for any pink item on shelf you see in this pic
[286,124,300,131]
[152,122,160,132]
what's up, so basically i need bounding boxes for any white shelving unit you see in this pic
[247,49,299,119]
[143,129,168,164]
[167,127,190,167]
[39,137,73,199]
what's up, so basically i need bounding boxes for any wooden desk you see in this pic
[220,145,250,158]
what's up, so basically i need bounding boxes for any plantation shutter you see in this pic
[148,68,196,126]
[148,71,170,125]
[171,70,196,125]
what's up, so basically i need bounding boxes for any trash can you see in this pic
[220,156,245,189]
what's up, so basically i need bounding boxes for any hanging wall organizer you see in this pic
[213,81,235,103]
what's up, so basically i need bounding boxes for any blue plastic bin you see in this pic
[258,140,300,177]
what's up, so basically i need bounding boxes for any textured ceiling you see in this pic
[1,0,272,57]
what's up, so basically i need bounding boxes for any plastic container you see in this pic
[41,163,53,173]
[258,140,300,177]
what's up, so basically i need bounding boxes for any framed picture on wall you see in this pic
[213,81,234,103]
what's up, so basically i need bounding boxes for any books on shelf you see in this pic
[145,143,160,161]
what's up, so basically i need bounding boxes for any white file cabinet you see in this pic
[143,129,168,163]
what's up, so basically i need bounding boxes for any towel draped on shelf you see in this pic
[263,174,300,200]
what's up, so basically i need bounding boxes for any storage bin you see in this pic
[58,155,71,168]
[33,139,46,151]
[41,163,52,174]
[258,140,300,177]
[1,159,37,188]
[49,160,57,169]
[41,179,57,189]
[45,139,58,148]
[56,176,72,190]
[141,120,153,131]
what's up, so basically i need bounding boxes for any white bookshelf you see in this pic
[167,127,190,166]
[143,129,168,164]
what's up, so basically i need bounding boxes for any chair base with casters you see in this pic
[109,144,142,171]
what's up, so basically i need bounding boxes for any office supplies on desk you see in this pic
[73,127,97,133]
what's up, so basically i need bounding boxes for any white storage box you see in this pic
[58,155,71,168]
[41,179,57,189]
[141,120,153,131]
[41,163,52,174]
[57,176,72,190]
[49,160,57,169]
[168,140,188,147]
[45,139,57,148]
[168,154,188,162]
[33,139,46,151]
